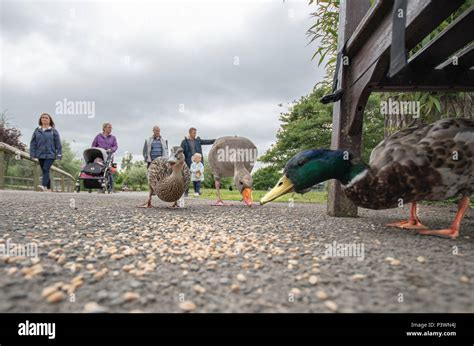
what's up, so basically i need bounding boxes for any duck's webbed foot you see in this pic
[137,192,154,208]
[418,228,459,239]
[211,199,225,206]
[417,196,470,240]
[385,202,428,230]
[137,200,153,208]
[385,219,428,230]
[211,179,230,206]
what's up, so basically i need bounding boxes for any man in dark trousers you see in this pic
[180,127,215,196]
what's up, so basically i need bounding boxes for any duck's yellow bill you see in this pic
[260,175,294,205]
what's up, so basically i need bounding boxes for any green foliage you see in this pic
[307,0,340,84]
[252,166,282,191]
[202,158,232,189]
[196,188,327,204]
[260,86,384,168]
[260,87,334,169]
[115,171,126,186]
[1,111,28,179]
[362,93,385,162]
[0,110,26,150]
[127,160,148,190]
[121,152,133,172]
[54,140,81,177]
[6,157,34,178]
[384,92,473,133]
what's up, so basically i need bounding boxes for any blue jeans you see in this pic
[109,172,114,191]
[38,159,54,189]
[193,181,201,194]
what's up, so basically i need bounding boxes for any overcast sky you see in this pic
[0,0,325,166]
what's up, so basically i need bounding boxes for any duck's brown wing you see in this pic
[361,119,474,206]
[182,164,191,188]
[148,157,172,193]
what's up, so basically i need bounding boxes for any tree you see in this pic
[307,0,340,85]
[121,152,133,172]
[260,85,384,168]
[0,111,28,178]
[54,141,82,177]
[259,87,334,169]
[127,161,148,190]
[115,171,127,186]
[0,111,26,150]
[252,166,281,191]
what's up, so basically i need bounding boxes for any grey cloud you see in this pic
[1,0,325,165]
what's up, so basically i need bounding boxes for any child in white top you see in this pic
[190,153,204,196]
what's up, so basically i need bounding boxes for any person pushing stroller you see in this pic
[91,123,118,191]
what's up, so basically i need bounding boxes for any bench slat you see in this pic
[407,5,474,71]
[436,42,474,72]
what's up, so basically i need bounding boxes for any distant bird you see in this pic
[208,136,257,206]
[260,118,474,239]
[138,146,191,208]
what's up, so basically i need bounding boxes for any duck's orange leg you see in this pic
[385,202,428,230]
[137,191,154,208]
[418,197,470,239]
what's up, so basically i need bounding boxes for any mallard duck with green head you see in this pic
[260,118,474,239]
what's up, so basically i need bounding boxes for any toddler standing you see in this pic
[190,153,204,196]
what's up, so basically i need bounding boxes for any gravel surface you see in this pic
[0,190,473,313]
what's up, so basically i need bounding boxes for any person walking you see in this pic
[180,127,215,167]
[143,126,169,168]
[91,123,118,191]
[91,123,118,153]
[30,113,62,192]
[180,127,215,196]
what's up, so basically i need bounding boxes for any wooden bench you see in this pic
[324,0,474,217]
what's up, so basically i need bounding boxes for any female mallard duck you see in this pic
[208,136,257,206]
[139,146,191,208]
[260,118,474,239]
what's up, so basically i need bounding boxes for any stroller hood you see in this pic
[83,147,108,164]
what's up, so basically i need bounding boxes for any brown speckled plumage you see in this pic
[344,118,474,209]
[148,148,191,203]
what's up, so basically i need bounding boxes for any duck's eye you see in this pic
[297,160,307,167]
[239,181,243,185]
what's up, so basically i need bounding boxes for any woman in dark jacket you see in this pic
[30,113,62,192]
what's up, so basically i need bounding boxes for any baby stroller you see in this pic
[75,147,116,193]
